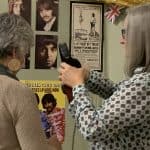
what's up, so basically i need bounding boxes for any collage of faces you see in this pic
[8,0,59,69]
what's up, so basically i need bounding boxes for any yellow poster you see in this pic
[21,80,65,146]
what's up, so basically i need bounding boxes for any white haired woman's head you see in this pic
[0,12,34,58]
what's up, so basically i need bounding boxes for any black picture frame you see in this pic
[70,1,104,71]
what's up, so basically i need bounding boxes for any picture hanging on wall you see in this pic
[70,2,104,71]
[36,0,59,32]
[21,80,65,146]
[8,0,31,24]
[35,34,58,69]
[8,0,31,69]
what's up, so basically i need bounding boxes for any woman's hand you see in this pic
[58,62,89,88]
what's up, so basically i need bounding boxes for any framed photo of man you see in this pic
[8,0,31,24]
[35,35,58,69]
[36,0,59,32]
[70,2,104,71]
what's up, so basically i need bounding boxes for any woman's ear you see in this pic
[8,58,21,73]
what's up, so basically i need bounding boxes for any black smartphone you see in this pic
[59,43,81,103]
[59,43,70,62]
[59,43,81,68]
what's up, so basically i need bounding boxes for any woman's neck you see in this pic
[0,63,18,80]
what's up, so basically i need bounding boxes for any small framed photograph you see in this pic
[8,0,31,24]
[70,2,104,71]
[35,35,58,69]
[36,0,59,32]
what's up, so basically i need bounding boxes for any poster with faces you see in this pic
[21,80,65,144]
[7,0,59,69]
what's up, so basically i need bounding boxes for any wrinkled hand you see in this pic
[58,62,89,88]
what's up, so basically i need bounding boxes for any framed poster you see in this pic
[70,2,104,71]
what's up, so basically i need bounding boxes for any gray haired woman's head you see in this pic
[0,12,34,57]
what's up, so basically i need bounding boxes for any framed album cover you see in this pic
[70,2,104,71]
[21,80,65,144]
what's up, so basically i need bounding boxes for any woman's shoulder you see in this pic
[124,72,150,89]
[0,75,36,115]
[118,72,150,89]
[0,75,33,95]
[131,72,150,83]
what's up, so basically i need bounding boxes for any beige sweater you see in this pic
[0,75,52,150]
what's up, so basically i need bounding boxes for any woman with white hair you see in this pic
[59,3,150,150]
[0,13,51,150]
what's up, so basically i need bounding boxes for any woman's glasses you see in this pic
[121,29,126,39]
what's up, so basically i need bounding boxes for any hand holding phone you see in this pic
[59,43,81,103]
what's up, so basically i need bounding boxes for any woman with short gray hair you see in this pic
[0,13,51,150]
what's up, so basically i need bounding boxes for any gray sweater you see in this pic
[0,75,52,150]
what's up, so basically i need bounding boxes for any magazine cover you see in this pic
[21,80,65,145]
